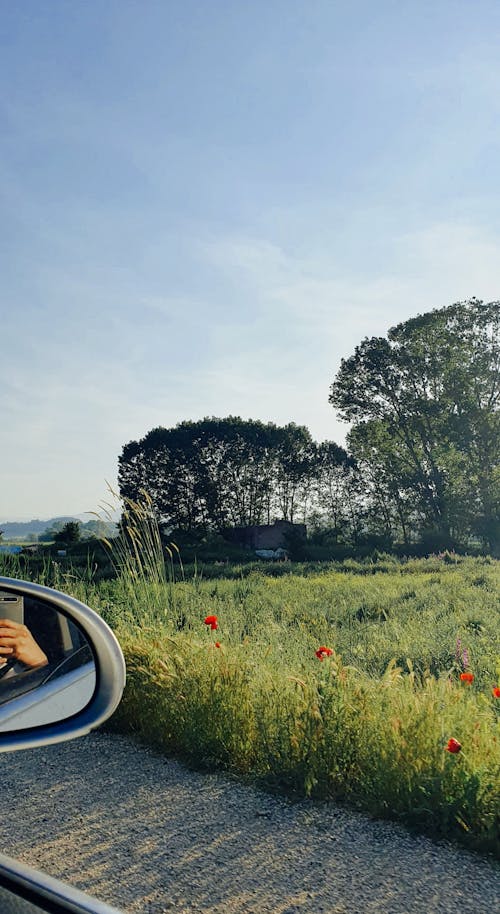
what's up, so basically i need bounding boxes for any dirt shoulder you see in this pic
[2,732,499,913]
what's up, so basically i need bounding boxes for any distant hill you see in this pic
[0,517,79,539]
[0,516,116,541]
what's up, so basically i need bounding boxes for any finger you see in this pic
[0,620,19,630]
[0,647,14,655]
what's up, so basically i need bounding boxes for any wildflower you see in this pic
[214,642,221,649]
[315,646,333,661]
[459,672,474,684]
[492,687,500,699]
[445,738,462,754]
[204,614,218,631]
[455,638,469,671]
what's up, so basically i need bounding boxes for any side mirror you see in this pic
[0,577,125,752]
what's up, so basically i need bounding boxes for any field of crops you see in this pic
[3,545,499,856]
[68,550,499,857]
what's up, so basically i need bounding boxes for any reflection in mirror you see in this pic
[0,590,96,731]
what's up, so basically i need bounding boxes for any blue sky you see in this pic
[2,1,500,519]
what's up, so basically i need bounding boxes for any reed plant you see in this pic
[92,487,186,628]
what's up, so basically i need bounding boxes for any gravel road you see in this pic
[2,732,499,914]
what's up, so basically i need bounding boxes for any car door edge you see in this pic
[0,851,124,914]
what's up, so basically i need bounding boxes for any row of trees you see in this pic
[39,519,115,544]
[118,417,351,532]
[119,299,499,554]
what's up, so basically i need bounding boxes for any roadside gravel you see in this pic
[2,732,499,914]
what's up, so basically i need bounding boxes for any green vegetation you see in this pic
[119,300,500,555]
[6,510,498,858]
[92,557,500,857]
[330,299,500,555]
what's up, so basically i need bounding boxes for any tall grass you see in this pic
[92,488,186,628]
[6,497,499,855]
[113,630,499,854]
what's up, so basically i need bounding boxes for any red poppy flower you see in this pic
[214,642,221,649]
[460,672,474,684]
[315,646,333,661]
[492,687,500,699]
[445,738,462,754]
[204,615,218,630]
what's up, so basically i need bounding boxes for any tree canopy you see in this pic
[329,299,500,552]
[54,521,81,545]
[118,417,348,533]
[117,300,499,556]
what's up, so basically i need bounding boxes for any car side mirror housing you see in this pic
[0,577,125,752]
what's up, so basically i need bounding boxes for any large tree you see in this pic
[329,299,500,552]
[309,442,359,542]
[118,417,320,532]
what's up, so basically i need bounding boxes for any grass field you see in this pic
[2,543,499,857]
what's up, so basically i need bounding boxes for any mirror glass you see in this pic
[0,590,96,731]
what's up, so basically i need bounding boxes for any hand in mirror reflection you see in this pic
[0,619,48,673]
[0,593,96,723]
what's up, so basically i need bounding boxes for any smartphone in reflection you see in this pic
[0,592,24,624]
